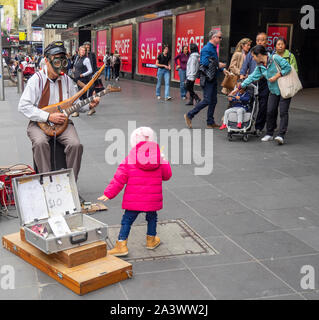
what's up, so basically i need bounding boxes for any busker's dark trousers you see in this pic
[27,121,83,181]
[255,78,270,131]
[187,79,217,125]
[266,93,292,138]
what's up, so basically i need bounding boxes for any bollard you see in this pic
[17,69,24,94]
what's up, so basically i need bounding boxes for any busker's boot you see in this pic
[146,235,161,250]
[108,240,128,257]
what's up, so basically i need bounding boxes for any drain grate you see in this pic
[106,219,219,262]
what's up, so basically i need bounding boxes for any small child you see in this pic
[219,84,252,130]
[98,127,172,257]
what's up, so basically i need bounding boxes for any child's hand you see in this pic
[228,97,233,101]
[98,195,109,202]
[236,95,241,100]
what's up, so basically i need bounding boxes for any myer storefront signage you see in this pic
[45,24,68,29]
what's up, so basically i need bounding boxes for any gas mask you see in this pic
[49,55,68,75]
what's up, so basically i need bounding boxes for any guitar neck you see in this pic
[65,88,108,116]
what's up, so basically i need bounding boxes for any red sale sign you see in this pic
[174,10,205,80]
[138,19,163,77]
[112,25,133,73]
[267,25,289,52]
[97,30,107,68]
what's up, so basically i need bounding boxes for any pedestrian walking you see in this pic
[113,50,121,81]
[103,51,112,81]
[184,30,227,129]
[237,45,292,145]
[274,37,298,73]
[110,53,115,79]
[240,32,270,136]
[222,38,252,94]
[71,45,93,117]
[98,127,172,257]
[155,45,172,101]
[185,43,201,106]
[174,45,190,100]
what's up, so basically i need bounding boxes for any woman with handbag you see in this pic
[221,38,252,94]
[174,45,190,100]
[237,45,302,145]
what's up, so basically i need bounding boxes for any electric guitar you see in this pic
[38,84,121,137]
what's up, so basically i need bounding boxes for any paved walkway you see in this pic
[0,79,319,300]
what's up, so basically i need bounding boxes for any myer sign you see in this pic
[45,24,68,29]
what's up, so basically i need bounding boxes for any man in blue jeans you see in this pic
[184,30,227,129]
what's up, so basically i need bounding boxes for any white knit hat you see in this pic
[130,127,155,148]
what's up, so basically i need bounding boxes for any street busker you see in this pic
[98,127,172,257]
[220,82,252,130]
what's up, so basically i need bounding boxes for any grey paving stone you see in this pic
[182,214,223,238]
[262,254,319,292]
[208,211,279,236]
[132,258,185,275]
[181,236,253,268]
[0,285,40,300]
[259,207,319,229]
[239,192,319,211]
[232,231,317,260]
[191,262,294,300]
[167,185,224,202]
[121,269,214,300]
[249,294,305,300]
[302,291,319,300]
[287,228,319,251]
[185,197,249,217]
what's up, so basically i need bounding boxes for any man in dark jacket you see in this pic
[240,32,270,136]
[184,30,227,129]
[84,41,98,115]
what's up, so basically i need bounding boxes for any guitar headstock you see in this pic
[106,84,122,93]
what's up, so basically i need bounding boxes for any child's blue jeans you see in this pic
[118,210,158,241]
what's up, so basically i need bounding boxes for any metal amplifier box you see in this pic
[12,169,108,254]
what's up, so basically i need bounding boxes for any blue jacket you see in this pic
[240,52,257,76]
[229,91,251,111]
[241,53,291,96]
[200,42,223,72]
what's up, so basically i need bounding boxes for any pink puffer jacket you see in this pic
[104,141,172,212]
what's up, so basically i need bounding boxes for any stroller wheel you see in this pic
[228,133,233,142]
[243,134,249,142]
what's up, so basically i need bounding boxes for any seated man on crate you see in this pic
[18,41,100,181]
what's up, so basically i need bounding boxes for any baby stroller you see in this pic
[226,83,259,142]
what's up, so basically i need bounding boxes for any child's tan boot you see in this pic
[146,235,161,250]
[108,240,128,256]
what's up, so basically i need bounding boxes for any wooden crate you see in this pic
[2,233,133,295]
[20,228,107,268]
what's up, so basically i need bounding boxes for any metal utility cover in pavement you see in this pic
[106,219,219,262]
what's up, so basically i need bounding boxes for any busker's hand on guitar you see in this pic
[89,90,100,109]
[98,195,109,202]
[48,112,66,124]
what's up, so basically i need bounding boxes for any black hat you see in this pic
[44,41,66,57]
[83,41,91,46]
